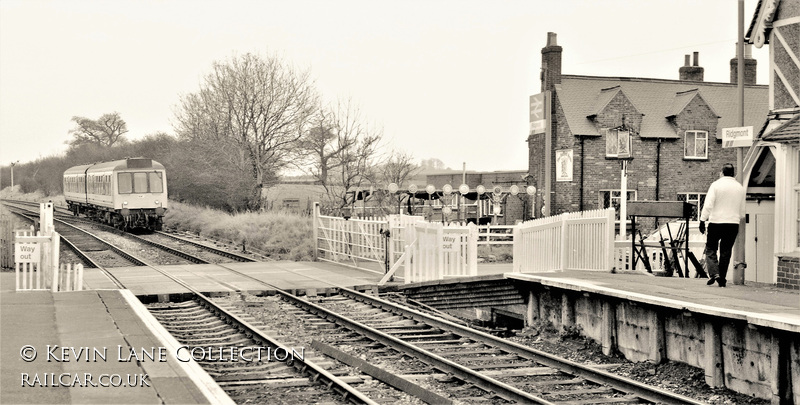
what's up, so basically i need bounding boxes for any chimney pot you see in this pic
[693,52,699,66]
[745,44,752,58]
[684,55,691,66]
[547,32,558,47]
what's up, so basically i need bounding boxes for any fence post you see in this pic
[512,225,521,273]
[467,222,478,276]
[560,214,568,271]
[312,202,319,261]
[605,208,615,271]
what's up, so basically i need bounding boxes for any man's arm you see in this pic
[700,184,716,222]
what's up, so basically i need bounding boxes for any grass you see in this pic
[164,201,315,261]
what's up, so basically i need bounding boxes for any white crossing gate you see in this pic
[399,222,478,284]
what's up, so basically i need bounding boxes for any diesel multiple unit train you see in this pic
[63,158,168,231]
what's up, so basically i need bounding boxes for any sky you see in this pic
[0,0,768,173]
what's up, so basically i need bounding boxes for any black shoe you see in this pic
[707,276,717,286]
[718,279,726,287]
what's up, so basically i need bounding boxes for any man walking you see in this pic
[699,163,746,287]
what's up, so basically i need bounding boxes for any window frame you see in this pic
[677,192,707,221]
[684,130,709,160]
[599,189,637,219]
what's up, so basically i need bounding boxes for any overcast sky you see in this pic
[0,0,767,173]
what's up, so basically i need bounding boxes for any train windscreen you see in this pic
[118,172,163,194]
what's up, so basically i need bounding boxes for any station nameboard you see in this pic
[721,126,753,148]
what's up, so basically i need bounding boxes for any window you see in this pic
[599,190,637,219]
[118,173,132,194]
[149,172,163,193]
[604,128,631,158]
[684,130,708,159]
[677,193,707,221]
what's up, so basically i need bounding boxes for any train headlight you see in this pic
[123,201,128,205]
[154,200,160,206]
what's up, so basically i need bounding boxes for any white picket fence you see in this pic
[13,203,84,292]
[512,208,615,272]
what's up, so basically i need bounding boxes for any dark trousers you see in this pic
[704,223,739,281]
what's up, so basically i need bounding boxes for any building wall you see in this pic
[534,89,737,234]
[777,256,800,290]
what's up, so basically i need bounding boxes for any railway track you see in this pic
[219,288,704,405]
[2,199,704,404]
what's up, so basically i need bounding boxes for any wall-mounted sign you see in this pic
[722,126,753,148]
[556,149,573,182]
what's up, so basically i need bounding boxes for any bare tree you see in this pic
[297,99,383,210]
[68,112,128,147]
[174,52,318,210]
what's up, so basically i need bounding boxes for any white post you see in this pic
[312,202,320,261]
[560,214,568,271]
[619,161,628,240]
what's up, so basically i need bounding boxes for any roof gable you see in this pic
[556,75,768,139]
[763,114,800,142]
[666,89,720,119]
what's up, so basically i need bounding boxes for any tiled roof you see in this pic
[763,114,800,142]
[556,75,769,139]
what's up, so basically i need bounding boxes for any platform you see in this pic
[82,261,400,296]
[0,273,232,405]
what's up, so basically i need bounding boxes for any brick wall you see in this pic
[776,256,800,290]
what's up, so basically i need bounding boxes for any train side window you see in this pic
[119,173,133,194]
[133,172,148,193]
[149,172,163,193]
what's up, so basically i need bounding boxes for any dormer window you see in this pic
[684,130,708,159]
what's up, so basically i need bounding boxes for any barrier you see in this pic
[513,208,615,273]
[12,202,82,292]
[402,222,478,284]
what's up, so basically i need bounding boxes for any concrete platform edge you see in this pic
[118,290,234,405]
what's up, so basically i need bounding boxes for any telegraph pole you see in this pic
[10,160,19,190]
[733,0,746,285]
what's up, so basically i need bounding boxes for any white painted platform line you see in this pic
[119,289,235,405]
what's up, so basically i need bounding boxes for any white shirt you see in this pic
[700,176,745,224]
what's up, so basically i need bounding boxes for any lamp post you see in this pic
[10,160,19,190]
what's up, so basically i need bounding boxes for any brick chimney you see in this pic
[541,32,562,92]
[679,52,704,81]
[730,43,757,85]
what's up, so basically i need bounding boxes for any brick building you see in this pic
[528,33,769,233]
[742,0,800,288]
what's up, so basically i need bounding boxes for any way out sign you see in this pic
[722,126,753,148]
[442,235,459,252]
[15,243,40,263]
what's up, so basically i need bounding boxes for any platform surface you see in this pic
[403,263,800,332]
[0,273,230,405]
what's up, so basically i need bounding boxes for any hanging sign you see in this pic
[721,126,753,148]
